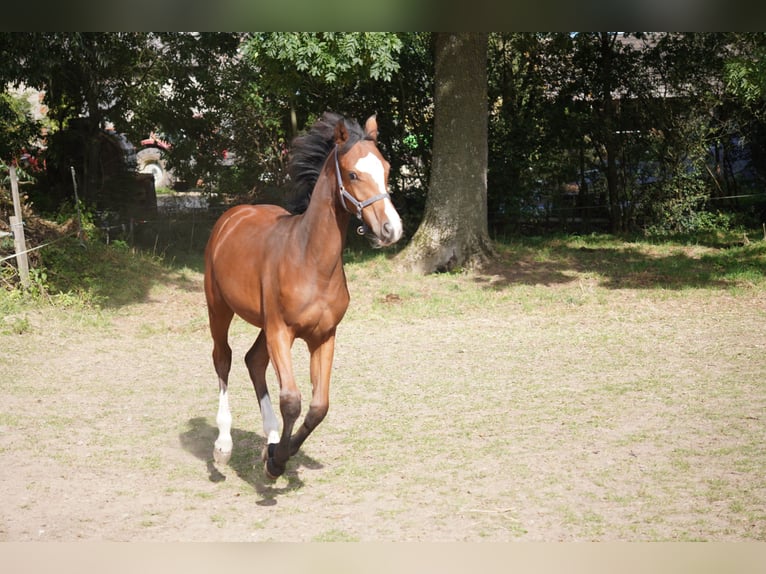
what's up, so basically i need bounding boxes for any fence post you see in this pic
[69,165,88,242]
[9,166,30,288]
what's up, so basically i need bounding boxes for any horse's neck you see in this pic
[299,169,350,273]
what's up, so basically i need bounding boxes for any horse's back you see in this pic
[205,203,293,324]
[207,204,291,261]
[208,203,288,244]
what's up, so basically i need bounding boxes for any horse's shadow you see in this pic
[179,417,324,505]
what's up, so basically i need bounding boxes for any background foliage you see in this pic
[1,32,766,238]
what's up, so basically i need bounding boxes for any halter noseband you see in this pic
[334,145,391,228]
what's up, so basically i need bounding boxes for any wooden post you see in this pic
[9,166,30,288]
[70,166,85,244]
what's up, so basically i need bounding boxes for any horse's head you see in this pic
[333,115,403,248]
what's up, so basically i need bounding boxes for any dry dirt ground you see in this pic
[1,250,765,541]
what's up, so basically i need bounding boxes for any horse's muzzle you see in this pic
[380,221,399,245]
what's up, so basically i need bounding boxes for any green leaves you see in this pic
[247,32,402,84]
[0,90,41,163]
[725,34,766,108]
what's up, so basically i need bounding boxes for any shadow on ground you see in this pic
[475,237,766,291]
[38,235,204,309]
[179,417,324,505]
[43,226,765,310]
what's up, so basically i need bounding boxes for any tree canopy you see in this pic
[2,32,766,259]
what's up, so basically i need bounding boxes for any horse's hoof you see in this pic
[261,442,277,463]
[264,456,284,480]
[213,446,232,466]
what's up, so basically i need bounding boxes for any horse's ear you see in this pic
[364,114,379,141]
[334,119,349,146]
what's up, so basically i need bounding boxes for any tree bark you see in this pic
[598,32,622,233]
[397,33,494,274]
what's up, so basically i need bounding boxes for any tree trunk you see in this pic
[397,33,494,274]
[598,32,622,233]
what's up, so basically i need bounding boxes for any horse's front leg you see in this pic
[263,327,301,479]
[289,331,335,456]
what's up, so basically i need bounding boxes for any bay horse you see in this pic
[204,112,403,479]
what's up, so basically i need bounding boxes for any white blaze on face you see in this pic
[354,152,403,242]
[354,152,387,196]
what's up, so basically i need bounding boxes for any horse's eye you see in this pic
[348,172,358,181]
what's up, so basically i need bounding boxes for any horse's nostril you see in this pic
[382,221,393,238]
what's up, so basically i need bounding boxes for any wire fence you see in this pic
[95,202,228,254]
[0,228,81,264]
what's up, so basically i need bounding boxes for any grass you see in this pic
[312,529,360,542]
[0,231,764,541]
[3,229,764,316]
[336,234,765,541]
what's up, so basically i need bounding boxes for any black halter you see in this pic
[334,145,390,234]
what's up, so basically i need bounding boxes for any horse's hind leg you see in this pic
[208,301,235,465]
[245,331,280,450]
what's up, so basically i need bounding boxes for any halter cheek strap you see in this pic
[334,145,390,222]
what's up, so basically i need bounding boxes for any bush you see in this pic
[641,168,731,235]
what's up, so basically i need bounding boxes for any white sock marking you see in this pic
[215,389,233,453]
[259,393,280,444]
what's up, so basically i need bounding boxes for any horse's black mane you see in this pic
[287,112,370,214]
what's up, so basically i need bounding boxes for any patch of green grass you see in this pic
[311,529,360,542]
[137,322,166,338]
[41,238,169,307]
[670,450,693,472]
[490,233,766,291]
[1,313,31,335]
[1,235,198,313]
[0,412,21,428]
